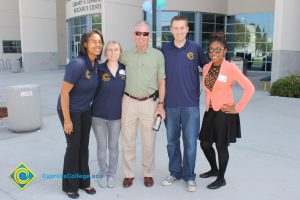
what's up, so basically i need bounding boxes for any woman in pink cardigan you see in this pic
[199,32,255,189]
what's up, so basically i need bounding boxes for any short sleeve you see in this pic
[198,46,210,68]
[63,59,83,84]
[157,51,166,80]
[119,51,128,66]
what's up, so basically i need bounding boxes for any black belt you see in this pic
[124,92,155,101]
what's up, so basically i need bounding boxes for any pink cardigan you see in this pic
[202,59,255,113]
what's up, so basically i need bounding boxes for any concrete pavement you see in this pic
[0,69,299,200]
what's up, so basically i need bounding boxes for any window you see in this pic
[226,13,274,71]
[92,14,102,31]
[67,14,102,59]
[145,11,195,48]
[144,11,273,72]
[3,40,21,53]
[201,13,225,52]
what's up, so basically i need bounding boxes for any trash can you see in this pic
[11,58,21,73]
[5,84,42,132]
[231,57,247,76]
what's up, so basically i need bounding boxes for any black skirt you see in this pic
[199,108,241,146]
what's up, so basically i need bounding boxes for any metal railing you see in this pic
[0,58,12,71]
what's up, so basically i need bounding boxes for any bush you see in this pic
[270,75,300,98]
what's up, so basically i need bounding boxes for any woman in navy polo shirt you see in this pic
[91,41,125,188]
[57,30,104,199]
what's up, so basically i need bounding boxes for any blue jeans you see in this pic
[165,107,200,181]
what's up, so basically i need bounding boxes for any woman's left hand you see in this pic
[221,104,238,114]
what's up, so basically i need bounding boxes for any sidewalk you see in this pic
[0,70,299,200]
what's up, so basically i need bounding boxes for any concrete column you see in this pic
[56,0,67,69]
[18,0,58,71]
[103,0,144,49]
[0,0,21,66]
[272,0,300,83]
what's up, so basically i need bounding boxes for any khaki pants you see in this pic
[121,94,157,178]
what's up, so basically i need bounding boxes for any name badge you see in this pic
[217,74,227,83]
[119,69,126,75]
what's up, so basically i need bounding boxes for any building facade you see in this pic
[0,0,299,82]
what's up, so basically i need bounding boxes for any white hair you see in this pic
[134,20,151,31]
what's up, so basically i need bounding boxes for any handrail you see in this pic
[0,59,4,70]
[5,59,11,69]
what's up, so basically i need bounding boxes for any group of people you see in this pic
[57,16,255,199]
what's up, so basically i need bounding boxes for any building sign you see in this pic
[66,0,102,20]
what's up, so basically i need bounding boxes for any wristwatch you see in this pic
[158,102,164,105]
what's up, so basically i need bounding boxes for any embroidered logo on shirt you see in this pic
[217,74,227,83]
[85,70,91,79]
[187,52,194,60]
[102,72,110,81]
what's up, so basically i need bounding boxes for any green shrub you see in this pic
[270,75,300,98]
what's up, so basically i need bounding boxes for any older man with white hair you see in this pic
[120,21,166,188]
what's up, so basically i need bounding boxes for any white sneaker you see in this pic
[107,176,116,188]
[186,180,197,192]
[98,175,107,188]
[161,175,177,186]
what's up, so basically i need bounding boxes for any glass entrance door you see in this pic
[71,35,81,58]
[74,42,80,58]
[67,14,102,60]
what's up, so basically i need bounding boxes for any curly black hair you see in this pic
[209,32,227,49]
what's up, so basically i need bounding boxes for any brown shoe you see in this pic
[123,177,134,188]
[144,177,154,187]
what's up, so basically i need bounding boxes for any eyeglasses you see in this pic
[208,47,224,53]
[88,40,104,46]
[135,31,150,37]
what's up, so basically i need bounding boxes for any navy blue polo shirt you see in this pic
[161,40,209,107]
[91,61,126,120]
[57,55,99,112]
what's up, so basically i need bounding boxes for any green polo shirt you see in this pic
[120,46,165,97]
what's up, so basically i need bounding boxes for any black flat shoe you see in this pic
[66,192,79,199]
[207,179,226,189]
[199,170,219,178]
[82,187,96,195]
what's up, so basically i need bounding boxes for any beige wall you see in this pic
[19,0,58,71]
[153,0,274,15]
[56,0,67,67]
[227,0,274,15]
[0,0,21,65]
[19,0,57,52]
[103,0,143,50]
[165,0,228,14]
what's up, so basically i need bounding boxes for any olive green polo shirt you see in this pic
[120,46,166,97]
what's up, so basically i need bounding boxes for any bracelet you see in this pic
[158,102,164,105]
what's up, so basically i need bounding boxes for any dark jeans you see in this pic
[58,109,92,193]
